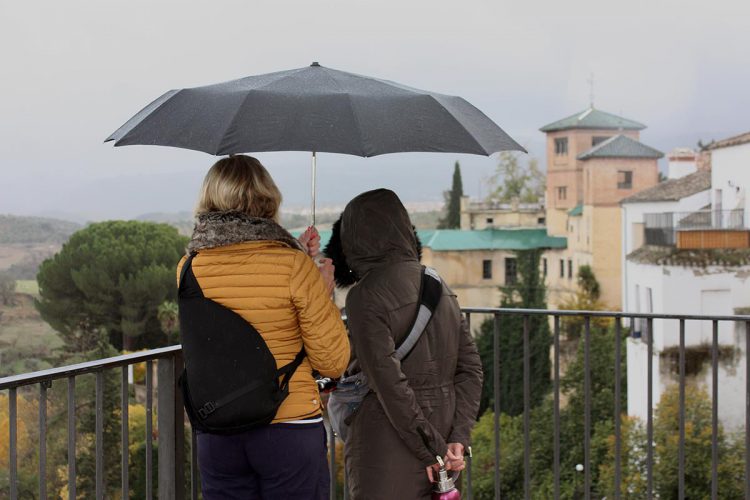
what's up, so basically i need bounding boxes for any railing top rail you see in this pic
[3,307,750,391]
[0,345,182,391]
[460,307,750,322]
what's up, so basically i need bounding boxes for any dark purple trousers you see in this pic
[197,421,330,499]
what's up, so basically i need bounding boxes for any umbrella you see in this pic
[106,62,525,223]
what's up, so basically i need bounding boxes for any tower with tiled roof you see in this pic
[540,107,662,308]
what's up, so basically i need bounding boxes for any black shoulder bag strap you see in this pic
[394,266,443,361]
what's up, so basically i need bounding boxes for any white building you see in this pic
[621,132,750,431]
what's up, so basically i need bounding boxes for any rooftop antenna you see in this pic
[587,72,595,109]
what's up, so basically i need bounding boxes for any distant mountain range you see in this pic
[0,214,81,245]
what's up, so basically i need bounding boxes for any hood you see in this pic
[339,189,420,278]
[324,214,423,288]
[188,211,303,253]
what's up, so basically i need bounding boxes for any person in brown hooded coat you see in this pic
[334,189,483,499]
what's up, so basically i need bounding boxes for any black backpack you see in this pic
[178,253,306,434]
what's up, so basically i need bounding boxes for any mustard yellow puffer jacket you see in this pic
[177,232,349,423]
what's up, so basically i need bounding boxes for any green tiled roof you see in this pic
[577,134,663,160]
[540,107,646,133]
[292,228,567,253]
[568,204,583,216]
[419,229,566,251]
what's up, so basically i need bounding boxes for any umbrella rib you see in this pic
[214,90,257,155]
[323,69,368,156]
[107,89,182,145]
[251,67,309,92]
[345,93,368,156]
[425,95,490,156]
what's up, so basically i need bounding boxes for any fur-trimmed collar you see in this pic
[187,211,303,254]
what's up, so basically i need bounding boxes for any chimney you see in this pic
[667,148,698,179]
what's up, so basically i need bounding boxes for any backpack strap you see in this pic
[276,348,307,393]
[394,266,443,361]
[198,347,307,420]
[178,253,203,298]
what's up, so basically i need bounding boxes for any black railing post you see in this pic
[122,365,130,500]
[745,321,750,498]
[158,354,183,499]
[523,315,531,500]
[678,319,686,500]
[67,376,76,500]
[711,320,719,500]
[146,360,154,500]
[614,318,622,500]
[646,318,654,500]
[465,312,473,500]
[9,387,18,500]
[493,313,501,500]
[39,381,48,500]
[583,316,591,500]
[95,371,104,499]
[553,315,561,500]
[174,351,185,500]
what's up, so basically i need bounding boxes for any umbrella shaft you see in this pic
[311,151,317,226]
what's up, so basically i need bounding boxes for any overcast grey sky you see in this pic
[1,0,748,221]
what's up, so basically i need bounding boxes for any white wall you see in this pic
[628,322,747,431]
[711,142,750,221]
[626,260,750,430]
[626,261,750,349]
[620,190,710,311]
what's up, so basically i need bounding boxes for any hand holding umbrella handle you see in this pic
[298,226,321,258]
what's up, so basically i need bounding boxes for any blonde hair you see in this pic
[196,155,282,220]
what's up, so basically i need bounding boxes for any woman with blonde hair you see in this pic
[178,155,349,499]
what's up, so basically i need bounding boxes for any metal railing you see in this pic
[644,209,746,246]
[0,346,186,500]
[2,308,749,500]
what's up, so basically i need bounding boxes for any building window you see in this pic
[482,260,492,280]
[567,259,573,279]
[557,186,567,201]
[554,137,568,155]
[505,258,517,285]
[542,258,548,277]
[617,170,633,189]
[592,136,610,146]
[486,217,494,224]
[560,259,565,278]
[537,217,545,225]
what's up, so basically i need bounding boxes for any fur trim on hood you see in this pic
[187,211,303,254]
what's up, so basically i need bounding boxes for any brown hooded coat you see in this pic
[340,189,483,500]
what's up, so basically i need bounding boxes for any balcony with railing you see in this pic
[644,209,748,248]
[2,308,749,499]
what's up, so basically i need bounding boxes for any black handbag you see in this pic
[178,253,305,434]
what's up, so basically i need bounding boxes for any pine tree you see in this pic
[476,249,551,416]
[438,162,463,229]
[36,221,188,351]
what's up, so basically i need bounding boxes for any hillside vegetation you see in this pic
[0,214,80,244]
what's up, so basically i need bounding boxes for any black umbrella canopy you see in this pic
[106,62,526,157]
